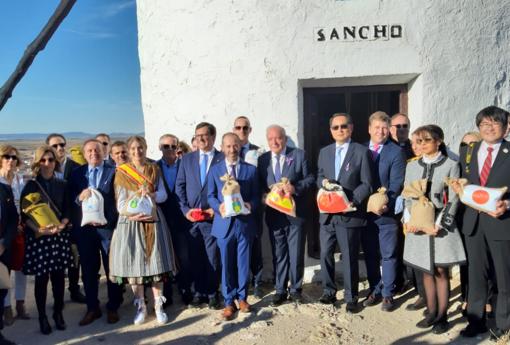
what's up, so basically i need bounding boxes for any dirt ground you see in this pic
[1,272,501,345]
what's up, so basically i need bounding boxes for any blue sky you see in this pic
[0,0,143,134]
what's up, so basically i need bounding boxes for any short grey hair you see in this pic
[266,124,286,137]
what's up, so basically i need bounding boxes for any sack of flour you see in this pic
[401,179,435,232]
[317,179,356,214]
[125,194,155,217]
[81,188,107,226]
[265,177,296,217]
[221,174,250,217]
[445,177,507,213]
[367,187,389,214]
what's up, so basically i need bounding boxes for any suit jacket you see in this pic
[364,140,406,225]
[207,160,260,239]
[0,183,19,267]
[461,140,510,240]
[175,149,224,216]
[157,158,186,231]
[69,163,118,231]
[317,142,374,227]
[240,143,259,159]
[63,158,81,181]
[258,147,314,226]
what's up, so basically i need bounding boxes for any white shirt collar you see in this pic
[336,139,351,149]
[271,147,286,158]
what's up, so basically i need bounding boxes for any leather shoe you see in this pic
[416,315,436,328]
[362,294,382,307]
[39,315,52,335]
[53,312,66,330]
[79,309,102,326]
[489,328,508,342]
[271,293,288,306]
[460,323,488,337]
[432,319,449,335]
[238,300,251,313]
[381,297,395,312]
[289,292,303,304]
[107,310,120,324]
[222,304,237,321]
[319,293,337,305]
[181,290,193,305]
[253,287,264,299]
[405,297,426,311]
[208,295,221,310]
[70,290,86,304]
[345,301,358,313]
[190,295,207,307]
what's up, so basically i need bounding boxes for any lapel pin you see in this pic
[503,148,508,153]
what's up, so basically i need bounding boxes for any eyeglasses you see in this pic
[161,144,178,151]
[100,141,109,146]
[479,121,502,129]
[415,138,434,144]
[330,124,349,131]
[392,124,409,129]
[51,143,66,149]
[40,158,55,163]
[234,126,250,131]
[2,155,18,161]
[460,141,478,147]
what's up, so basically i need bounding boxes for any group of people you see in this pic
[0,106,509,344]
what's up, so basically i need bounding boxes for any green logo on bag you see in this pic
[129,199,138,208]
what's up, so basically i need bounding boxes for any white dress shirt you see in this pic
[477,140,502,175]
[335,140,351,171]
[271,148,286,176]
[225,158,241,177]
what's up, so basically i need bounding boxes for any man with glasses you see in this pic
[95,133,115,166]
[317,113,374,313]
[176,122,223,309]
[45,133,86,305]
[110,141,128,166]
[390,113,414,160]
[157,134,192,306]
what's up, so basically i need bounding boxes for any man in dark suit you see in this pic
[390,113,414,160]
[233,116,264,297]
[457,106,510,340]
[175,122,223,309]
[95,133,116,166]
[208,133,260,320]
[157,134,192,305]
[69,139,123,326]
[46,133,85,304]
[317,113,374,312]
[360,111,406,312]
[258,125,314,305]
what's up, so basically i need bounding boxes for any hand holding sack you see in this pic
[22,192,61,230]
[125,194,155,217]
[445,177,507,213]
[367,187,389,214]
[317,179,356,214]
[401,179,435,233]
[220,174,250,218]
[81,188,107,226]
[265,177,296,217]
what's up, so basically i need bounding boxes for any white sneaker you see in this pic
[133,298,147,325]
[154,296,168,324]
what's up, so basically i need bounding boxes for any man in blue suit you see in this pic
[175,122,223,309]
[360,111,406,312]
[317,113,374,313]
[258,125,315,306]
[69,139,123,326]
[208,133,260,320]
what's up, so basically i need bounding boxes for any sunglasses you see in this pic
[460,141,477,147]
[2,154,18,161]
[161,144,178,151]
[51,143,66,149]
[234,126,250,131]
[100,141,109,146]
[40,158,56,163]
[392,124,409,129]
[330,124,349,131]
[415,137,434,144]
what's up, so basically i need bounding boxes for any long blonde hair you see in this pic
[31,145,60,176]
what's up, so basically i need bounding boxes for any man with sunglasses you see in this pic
[95,133,115,166]
[157,134,192,306]
[45,133,86,305]
[390,113,414,160]
[317,113,374,312]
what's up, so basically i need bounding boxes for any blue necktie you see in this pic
[200,153,208,186]
[89,167,98,188]
[274,154,282,182]
[230,164,237,179]
[335,147,343,181]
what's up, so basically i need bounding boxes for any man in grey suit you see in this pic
[317,113,374,313]
[258,125,314,305]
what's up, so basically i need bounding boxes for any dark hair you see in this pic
[475,106,509,129]
[111,140,127,149]
[195,122,216,137]
[95,133,111,141]
[45,133,66,145]
[413,124,447,156]
[329,113,352,127]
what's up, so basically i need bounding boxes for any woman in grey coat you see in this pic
[402,125,466,334]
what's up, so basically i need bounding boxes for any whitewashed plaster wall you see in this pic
[137,0,509,157]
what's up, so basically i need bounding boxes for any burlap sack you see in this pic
[266,177,296,217]
[221,174,241,196]
[220,174,250,217]
[401,179,435,232]
[445,177,507,213]
[367,187,389,214]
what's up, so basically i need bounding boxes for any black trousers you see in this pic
[188,223,220,297]
[35,270,65,317]
[250,235,264,288]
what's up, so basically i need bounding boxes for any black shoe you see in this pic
[362,294,382,307]
[489,328,508,342]
[0,333,16,345]
[69,290,86,304]
[432,319,449,334]
[319,293,337,305]
[405,297,426,311]
[416,315,436,329]
[289,292,303,304]
[163,297,173,309]
[208,295,221,310]
[396,280,414,295]
[460,323,488,337]
[253,287,264,299]
[181,290,193,305]
[345,301,358,313]
[190,295,206,307]
[271,293,288,306]
[381,297,395,312]
[39,316,52,335]
[53,313,66,330]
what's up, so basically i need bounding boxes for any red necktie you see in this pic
[480,147,494,186]
[371,143,380,160]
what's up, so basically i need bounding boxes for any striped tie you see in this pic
[480,147,494,186]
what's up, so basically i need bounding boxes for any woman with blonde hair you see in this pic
[0,145,29,325]
[109,136,177,325]
[21,146,73,335]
